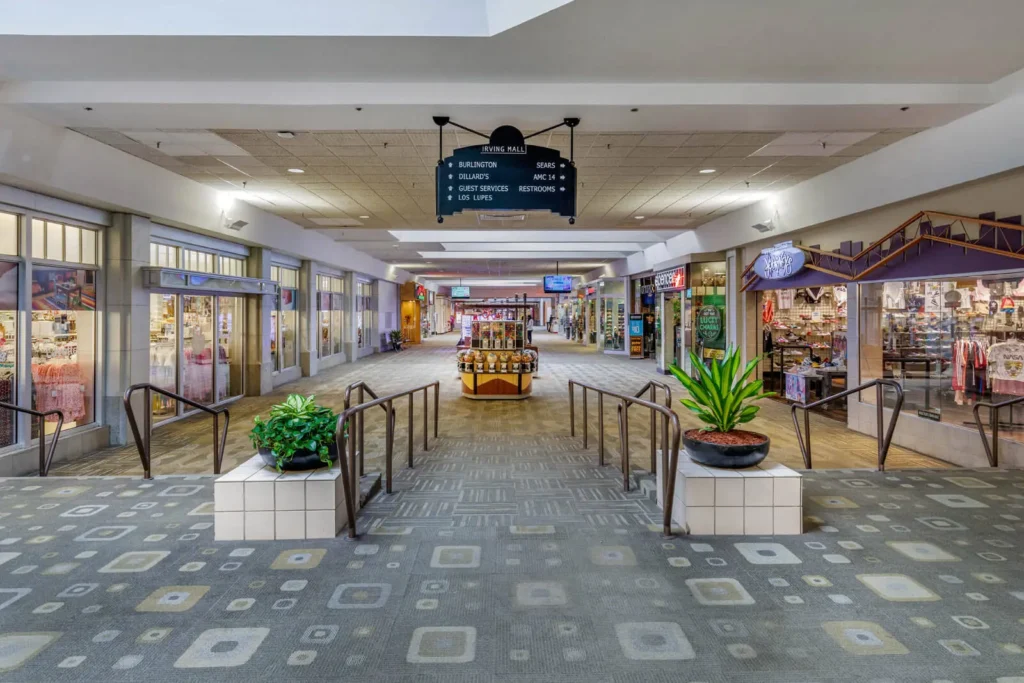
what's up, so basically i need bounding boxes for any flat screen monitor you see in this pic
[543,275,573,293]
[451,286,471,299]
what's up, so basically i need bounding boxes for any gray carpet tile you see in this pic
[0,462,1020,680]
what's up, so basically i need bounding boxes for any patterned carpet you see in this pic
[0,456,1020,680]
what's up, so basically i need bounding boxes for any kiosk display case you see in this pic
[457,320,536,399]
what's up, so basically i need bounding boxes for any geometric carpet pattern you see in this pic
[0,464,1021,681]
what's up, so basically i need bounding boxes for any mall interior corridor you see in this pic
[4,2,1024,679]
[53,331,946,477]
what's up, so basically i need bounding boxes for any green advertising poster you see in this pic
[695,305,723,344]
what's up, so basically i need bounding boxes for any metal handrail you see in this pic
[334,380,440,539]
[124,384,230,479]
[790,379,903,471]
[633,380,672,474]
[568,379,682,537]
[344,381,394,478]
[0,402,64,476]
[972,395,1024,467]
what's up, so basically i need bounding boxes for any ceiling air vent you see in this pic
[478,213,526,222]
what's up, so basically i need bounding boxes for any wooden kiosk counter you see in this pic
[457,320,538,400]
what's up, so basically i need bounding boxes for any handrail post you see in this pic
[992,405,1000,468]
[423,387,428,453]
[875,382,885,471]
[143,386,153,480]
[358,384,365,476]
[407,393,414,468]
[664,412,671,501]
[37,415,46,476]
[569,382,575,437]
[433,382,439,438]
[619,399,630,491]
[385,401,394,493]
[803,408,811,469]
[582,388,588,449]
[212,412,221,475]
[663,417,681,537]
[597,392,605,466]
[348,413,358,507]
[338,413,357,539]
[649,385,656,473]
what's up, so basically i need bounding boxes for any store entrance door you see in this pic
[149,293,245,424]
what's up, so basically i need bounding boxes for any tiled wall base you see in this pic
[655,451,803,535]
[214,455,350,541]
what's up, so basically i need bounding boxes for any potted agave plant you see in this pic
[669,347,775,468]
[250,394,340,471]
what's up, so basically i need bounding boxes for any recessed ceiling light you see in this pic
[634,215,645,220]
[699,168,716,174]
[359,215,370,219]
[276,131,295,139]
[392,244,399,248]
[287,168,305,174]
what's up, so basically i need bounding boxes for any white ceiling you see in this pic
[2,0,1024,82]
[67,125,925,276]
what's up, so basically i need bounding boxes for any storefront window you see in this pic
[316,274,345,358]
[217,297,244,401]
[182,295,214,407]
[602,296,625,351]
[149,293,177,419]
[272,266,298,371]
[32,219,97,265]
[859,276,1024,440]
[358,281,373,349]
[31,266,96,437]
[0,260,17,447]
[150,243,179,268]
[760,284,849,416]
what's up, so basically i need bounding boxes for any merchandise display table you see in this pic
[457,319,537,400]
[655,452,803,535]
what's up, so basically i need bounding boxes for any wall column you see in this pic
[246,248,273,396]
[104,213,153,445]
[345,271,358,363]
[299,260,318,377]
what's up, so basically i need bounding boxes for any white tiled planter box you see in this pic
[215,455,350,541]
[656,451,803,535]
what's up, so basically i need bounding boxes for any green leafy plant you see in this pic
[388,329,403,349]
[250,394,338,470]
[669,347,775,433]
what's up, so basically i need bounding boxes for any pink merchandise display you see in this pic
[31,360,86,422]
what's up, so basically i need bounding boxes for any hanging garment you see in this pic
[975,279,991,303]
[988,340,1024,396]
[832,285,848,306]
[882,282,906,310]
[762,296,775,325]
[762,328,773,354]
[777,290,794,310]
[802,287,825,303]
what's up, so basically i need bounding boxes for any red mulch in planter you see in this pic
[685,429,767,446]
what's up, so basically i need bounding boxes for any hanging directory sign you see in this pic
[436,125,576,218]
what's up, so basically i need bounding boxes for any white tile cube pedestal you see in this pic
[214,455,349,541]
[656,451,803,535]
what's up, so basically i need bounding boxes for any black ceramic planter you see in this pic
[259,444,338,471]
[683,432,770,469]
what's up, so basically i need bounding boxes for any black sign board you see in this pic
[436,125,576,219]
